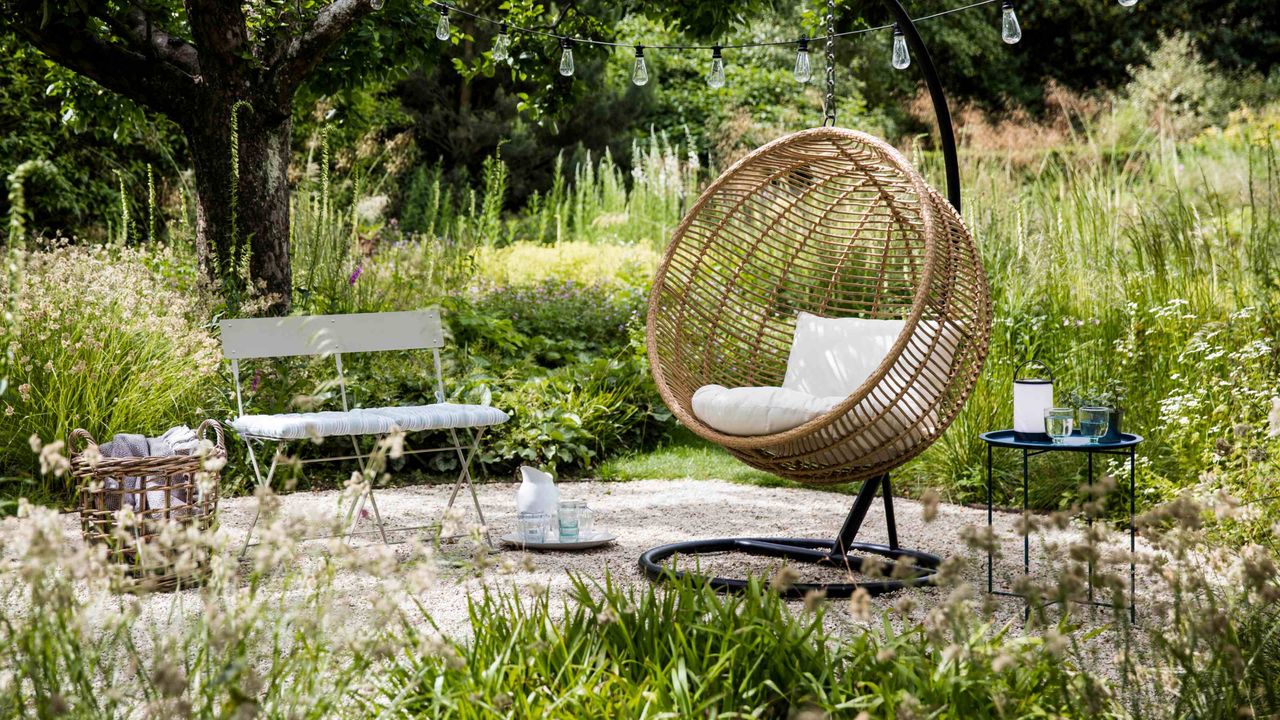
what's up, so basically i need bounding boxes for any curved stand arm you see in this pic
[878,0,962,212]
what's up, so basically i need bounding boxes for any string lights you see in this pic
[707,46,726,88]
[794,37,812,83]
[891,24,910,69]
[1000,2,1021,44]
[492,22,511,61]
[632,46,650,86]
[559,38,575,76]
[422,0,1030,87]
[434,5,451,41]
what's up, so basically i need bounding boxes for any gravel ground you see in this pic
[55,477,1154,647]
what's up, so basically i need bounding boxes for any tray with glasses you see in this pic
[501,500,617,552]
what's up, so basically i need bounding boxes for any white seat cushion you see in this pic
[782,312,905,398]
[364,404,509,433]
[233,404,508,440]
[691,385,843,436]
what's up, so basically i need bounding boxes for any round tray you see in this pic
[979,429,1143,451]
[499,531,617,551]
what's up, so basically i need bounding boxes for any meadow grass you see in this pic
[377,574,1100,719]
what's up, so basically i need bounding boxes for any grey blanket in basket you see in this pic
[99,426,200,512]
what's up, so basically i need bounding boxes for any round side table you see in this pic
[979,430,1143,622]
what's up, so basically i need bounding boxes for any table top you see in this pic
[979,429,1143,451]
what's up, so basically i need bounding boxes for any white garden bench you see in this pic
[220,310,508,553]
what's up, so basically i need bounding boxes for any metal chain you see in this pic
[823,0,837,126]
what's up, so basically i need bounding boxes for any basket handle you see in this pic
[196,419,226,452]
[68,428,100,458]
[1014,360,1054,383]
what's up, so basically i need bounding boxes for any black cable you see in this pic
[432,0,1001,52]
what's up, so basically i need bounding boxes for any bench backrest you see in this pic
[220,310,448,416]
[220,310,444,360]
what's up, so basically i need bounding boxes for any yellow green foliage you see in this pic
[476,241,660,287]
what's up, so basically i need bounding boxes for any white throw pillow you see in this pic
[691,385,844,436]
[782,312,906,398]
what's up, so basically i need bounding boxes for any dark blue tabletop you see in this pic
[979,429,1143,451]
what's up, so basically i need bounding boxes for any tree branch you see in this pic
[274,0,378,94]
[5,3,196,120]
[87,4,201,75]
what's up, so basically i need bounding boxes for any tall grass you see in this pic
[903,110,1280,515]
[0,244,220,501]
[512,132,701,248]
[379,574,1096,718]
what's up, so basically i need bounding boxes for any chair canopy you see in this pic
[647,127,992,484]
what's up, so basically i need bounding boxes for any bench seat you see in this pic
[232,404,510,441]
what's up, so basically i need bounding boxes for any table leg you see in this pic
[1087,450,1094,605]
[1023,448,1030,621]
[1130,447,1137,623]
[987,443,993,595]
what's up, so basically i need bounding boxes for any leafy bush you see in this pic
[0,244,220,499]
[439,288,669,475]
[476,354,669,473]
[469,278,645,355]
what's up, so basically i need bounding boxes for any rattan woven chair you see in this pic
[640,127,991,597]
[647,127,990,484]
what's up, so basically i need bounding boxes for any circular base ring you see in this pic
[639,537,941,599]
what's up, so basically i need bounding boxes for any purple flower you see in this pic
[348,264,363,285]
[251,369,262,392]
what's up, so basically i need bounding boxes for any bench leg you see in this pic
[344,433,391,545]
[239,440,285,561]
[445,427,492,547]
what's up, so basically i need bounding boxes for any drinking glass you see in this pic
[1044,407,1075,444]
[1079,406,1110,444]
[577,505,596,538]
[516,511,548,543]
[558,501,585,541]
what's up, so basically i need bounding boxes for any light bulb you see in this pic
[492,23,511,61]
[1118,0,1138,6]
[435,6,450,41]
[632,46,649,86]
[891,25,910,70]
[1001,2,1022,44]
[707,46,725,89]
[559,39,575,77]
[794,37,812,83]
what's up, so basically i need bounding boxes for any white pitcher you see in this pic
[515,465,560,517]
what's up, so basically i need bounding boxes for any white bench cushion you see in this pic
[363,404,509,433]
[233,404,509,440]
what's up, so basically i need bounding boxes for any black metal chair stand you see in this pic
[638,474,942,599]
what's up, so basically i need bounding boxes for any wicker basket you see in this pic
[70,420,224,592]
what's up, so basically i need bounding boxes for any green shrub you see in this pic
[468,279,645,356]
[0,244,220,500]
[474,354,670,474]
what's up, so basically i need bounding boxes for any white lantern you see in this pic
[1013,361,1054,441]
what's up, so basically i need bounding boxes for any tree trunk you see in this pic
[186,99,293,316]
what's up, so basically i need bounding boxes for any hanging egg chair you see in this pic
[639,0,992,597]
